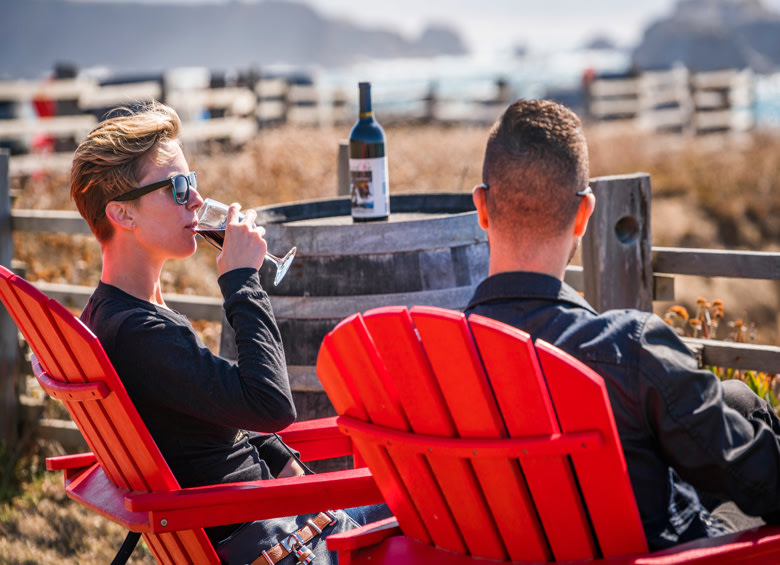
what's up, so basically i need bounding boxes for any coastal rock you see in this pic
[0,0,467,79]
[415,25,468,57]
[632,0,780,73]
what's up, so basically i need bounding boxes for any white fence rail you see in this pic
[0,72,352,177]
[586,67,755,135]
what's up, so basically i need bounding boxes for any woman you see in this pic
[70,102,388,563]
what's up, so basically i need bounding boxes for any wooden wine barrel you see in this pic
[220,193,488,421]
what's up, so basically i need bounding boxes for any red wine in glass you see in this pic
[195,199,296,286]
[194,228,225,249]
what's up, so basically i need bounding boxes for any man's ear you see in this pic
[573,192,595,237]
[472,184,489,230]
[104,202,137,231]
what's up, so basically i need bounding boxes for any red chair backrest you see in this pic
[316,305,648,562]
[0,265,219,564]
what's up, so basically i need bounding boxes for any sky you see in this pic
[304,0,682,53]
[71,0,780,55]
[58,0,738,55]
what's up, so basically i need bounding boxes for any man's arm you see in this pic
[640,315,780,517]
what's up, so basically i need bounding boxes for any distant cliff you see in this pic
[632,0,780,73]
[0,0,467,79]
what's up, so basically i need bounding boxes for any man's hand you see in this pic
[277,456,306,478]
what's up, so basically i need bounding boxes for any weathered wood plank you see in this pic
[653,247,780,279]
[178,116,257,144]
[38,418,88,452]
[0,150,18,446]
[9,152,74,177]
[12,214,778,308]
[0,77,91,101]
[11,209,91,235]
[0,115,97,139]
[682,337,780,374]
[582,173,653,313]
[19,395,45,424]
[78,80,161,109]
[32,281,224,321]
[563,266,674,301]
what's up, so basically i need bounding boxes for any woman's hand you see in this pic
[216,203,269,275]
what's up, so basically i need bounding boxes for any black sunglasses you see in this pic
[113,172,197,205]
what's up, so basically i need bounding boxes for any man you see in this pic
[466,98,780,550]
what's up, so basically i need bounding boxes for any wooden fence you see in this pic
[0,71,513,180]
[1,65,757,179]
[2,151,780,451]
[585,67,755,135]
[0,71,346,178]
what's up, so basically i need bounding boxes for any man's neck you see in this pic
[487,235,573,281]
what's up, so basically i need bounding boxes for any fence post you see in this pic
[337,140,350,196]
[581,172,653,313]
[0,148,18,448]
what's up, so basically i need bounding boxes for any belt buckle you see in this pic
[282,532,314,564]
[323,510,337,525]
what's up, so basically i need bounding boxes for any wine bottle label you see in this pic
[349,156,389,219]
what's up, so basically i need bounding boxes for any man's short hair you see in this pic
[70,101,182,242]
[482,99,590,237]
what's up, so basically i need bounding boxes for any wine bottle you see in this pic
[349,82,389,222]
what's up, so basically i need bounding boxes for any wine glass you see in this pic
[196,198,297,286]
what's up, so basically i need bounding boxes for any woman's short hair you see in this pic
[70,101,182,242]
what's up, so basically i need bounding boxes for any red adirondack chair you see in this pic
[0,264,383,564]
[316,305,780,564]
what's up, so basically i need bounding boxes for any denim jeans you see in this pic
[343,503,393,527]
[215,504,393,564]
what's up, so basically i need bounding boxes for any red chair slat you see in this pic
[318,314,432,544]
[409,306,548,561]
[536,339,648,557]
[41,302,178,493]
[1,272,134,489]
[361,306,469,553]
[469,313,598,561]
[0,271,63,378]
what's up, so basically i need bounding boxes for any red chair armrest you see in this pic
[124,467,383,533]
[46,452,97,471]
[326,517,401,552]
[278,417,354,461]
[608,525,780,565]
[278,416,339,438]
[60,463,153,532]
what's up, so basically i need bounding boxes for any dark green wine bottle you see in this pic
[349,82,389,222]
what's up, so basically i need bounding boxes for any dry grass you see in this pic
[588,127,780,250]
[5,122,780,563]
[0,472,155,564]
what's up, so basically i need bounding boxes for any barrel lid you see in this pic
[255,193,486,254]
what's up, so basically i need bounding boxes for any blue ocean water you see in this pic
[757,73,780,127]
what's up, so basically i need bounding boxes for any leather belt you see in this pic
[252,511,338,565]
